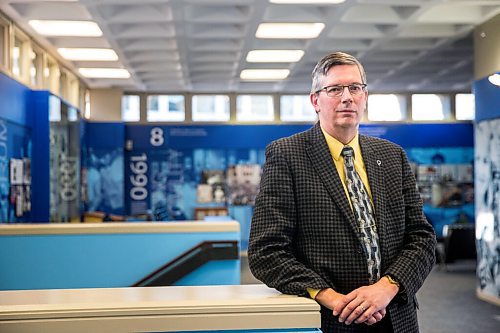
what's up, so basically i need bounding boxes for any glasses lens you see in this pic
[348,84,363,94]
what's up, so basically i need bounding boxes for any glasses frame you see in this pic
[315,83,367,98]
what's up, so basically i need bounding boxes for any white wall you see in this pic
[88,88,123,121]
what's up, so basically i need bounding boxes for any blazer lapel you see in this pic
[359,135,388,259]
[305,123,357,232]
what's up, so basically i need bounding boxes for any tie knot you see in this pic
[341,146,354,159]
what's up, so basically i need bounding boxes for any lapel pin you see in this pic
[376,160,382,166]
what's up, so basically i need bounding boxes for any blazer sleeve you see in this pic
[248,140,331,296]
[385,148,436,301]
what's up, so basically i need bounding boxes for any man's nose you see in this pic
[340,86,353,102]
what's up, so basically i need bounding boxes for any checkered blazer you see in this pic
[248,122,436,333]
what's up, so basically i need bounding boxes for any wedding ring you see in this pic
[359,305,366,311]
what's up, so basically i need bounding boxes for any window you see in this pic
[368,94,407,121]
[147,95,185,122]
[49,95,61,122]
[84,90,91,119]
[122,95,140,122]
[192,95,230,122]
[280,95,316,122]
[236,95,274,122]
[455,93,475,121]
[68,106,79,122]
[411,94,451,121]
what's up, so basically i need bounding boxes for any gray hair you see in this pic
[311,52,367,93]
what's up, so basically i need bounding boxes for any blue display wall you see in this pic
[0,72,33,222]
[83,122,474,242]
[0,73,81,223]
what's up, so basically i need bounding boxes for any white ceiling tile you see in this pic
[10,2,91,20]
[185,5,251,23]
[109,23,176,38]
[341,5,402,23]
[187,23,246,38]
[117,38,178,51]
[317,39,372,52]
[97,4,173,23]
[124,50,179,62]
[398,24,460,38]
[328,24,385,38]
[263,5,328,22]
[417,4,497,24]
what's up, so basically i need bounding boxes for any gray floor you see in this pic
[240,256,500,333]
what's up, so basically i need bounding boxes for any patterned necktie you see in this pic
[341,146,381,284]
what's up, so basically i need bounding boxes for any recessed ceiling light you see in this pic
[29,20,102,37]
[256,23,325,39]
[247,50,304,63]
[78,68,130,79]
[270,0,345,3]
[488,73,500,86]
[240,69,290,81]
[58,48,118,61]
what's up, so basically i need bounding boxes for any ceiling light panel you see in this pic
[240,69,290,80]
[256,23,325,39]
[79,68,130,79]
[29,20,102,37]
[246,50,304,62]
[58,48,118,61]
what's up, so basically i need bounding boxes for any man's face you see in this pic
[310,64,367,134]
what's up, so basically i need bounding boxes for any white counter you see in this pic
[0,221,240,235]
[0,284,320,333]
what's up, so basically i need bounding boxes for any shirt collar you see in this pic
[321,128,361,162]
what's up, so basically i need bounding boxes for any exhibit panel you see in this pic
[0,221,241,290]
[474,72,500,304]
[0,72,33,222]
[0,284,321,333]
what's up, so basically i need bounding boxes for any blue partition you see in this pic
[0,225,240,290]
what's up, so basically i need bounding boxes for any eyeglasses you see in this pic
[315,83,367,98]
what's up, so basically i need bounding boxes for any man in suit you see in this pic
[248,52,436,333]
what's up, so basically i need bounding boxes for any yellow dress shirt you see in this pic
[307,129,373,299]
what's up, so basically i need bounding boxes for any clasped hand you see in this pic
[316,277,399,326]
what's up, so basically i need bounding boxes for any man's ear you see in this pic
[310,92,320,113]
